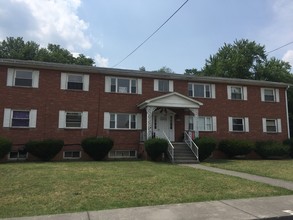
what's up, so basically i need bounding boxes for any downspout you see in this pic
[285,85,290,139]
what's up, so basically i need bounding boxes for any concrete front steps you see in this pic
[172,142,199,164]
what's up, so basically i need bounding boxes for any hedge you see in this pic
[194,137,217,161]
[218,139,254,158]
[255,140,290,159]
[144,138,168,161]
[25,139,64,161]
[81,136,113,161]
[0,137,12,159]
[283,139,293,158]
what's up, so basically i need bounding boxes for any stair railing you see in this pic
[184,131,199,162]
[162,131,174,163]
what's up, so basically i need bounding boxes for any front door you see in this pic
[153,109,175,141]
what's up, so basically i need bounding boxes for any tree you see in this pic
[0,37,94,66]
[157,66,174,73]
[139,66,146,71]
[184,68,201,76]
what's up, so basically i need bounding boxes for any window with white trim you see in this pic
[105,76,142,94]
[108,150,137,159]
[262,118,282,133]
[7,68,39,88]
[188,83,215,98]
[104,112,142,130]
[228,117,249,132]
[261,88,279,102]
[8,150,28,160]
[58,111,88,129]
[154,79,173,92]
[227,86,247,100]
[3,108,37,128]
[184,115,217,131]
[60,73,89,91]
[63,151,81,159]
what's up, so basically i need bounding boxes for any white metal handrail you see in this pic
[184,131,199,162]
[162,131,175,163]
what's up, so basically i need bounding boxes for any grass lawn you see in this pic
[0,161,292,218]
[203,159,293,182]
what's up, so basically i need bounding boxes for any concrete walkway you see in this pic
[2,164,293,220]
[182,164,293,191]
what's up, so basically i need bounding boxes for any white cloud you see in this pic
[9,0,92,51]
[95,54,109,67]
[283,50,293,67]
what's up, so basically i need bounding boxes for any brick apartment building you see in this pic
[0,59,290,161]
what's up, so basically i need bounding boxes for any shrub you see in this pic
[283,139,293,158]
[218,139,254,158]
[144,138,168,161]
[0,137,12,159]
[255,140,290,159]
[25,139,64,161]
[81,136,113,161]
[194,137,217,161]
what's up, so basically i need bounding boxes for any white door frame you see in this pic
[153,108,175,141]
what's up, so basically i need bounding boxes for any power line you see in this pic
[267,41,293,54]
[112,0,189,68]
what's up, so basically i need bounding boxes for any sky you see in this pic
[0,0,293,74]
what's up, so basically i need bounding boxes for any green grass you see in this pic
[203,159,293,182]
[0,161,292,218]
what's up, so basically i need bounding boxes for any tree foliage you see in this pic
[156,66,174,74]
[0,37,94,66]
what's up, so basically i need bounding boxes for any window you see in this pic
[63,151,81,159]
[154,79,173,92]
[105,76,142,94]
[104,112,142,130]
[7,68,39,88]
[261,88,279,102]
[108,150,137,159]
[185,115,217,131]
[58,111,88,129]
[60,73,89,91]
[227,86,247,100]
[228,117,249,132]
[262,118,282,133]
[8,150,28,160]
[188,83,215,98]
[3,108,37,128]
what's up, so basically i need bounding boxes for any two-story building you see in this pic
[0,59,290,161]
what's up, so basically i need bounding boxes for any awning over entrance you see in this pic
[137,92,203,109]
[137,92,203,140]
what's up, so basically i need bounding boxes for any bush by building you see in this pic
[81,136,113,161]
[25,139,64,161]
[218,139,254,158]
[194,137,217,161]
[0,137,12,159]
[255,140,290,159]
[144,138,168,161]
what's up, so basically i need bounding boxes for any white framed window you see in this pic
[261,88,279,102]
[228,117,249,132]
[60,73,89,91]
[58,111,88,129]
[3,108,37,128]
[63,151,81,159]
[8,151,28,160]
[7,68,39,88]
[108,150,137,159]
[105,76,142,94]
[227,85,247,100]
[104,112,142,130]
[154,79,174,92]
[184,115,217,131]
[188,83,215,98]
[262,118,282,133]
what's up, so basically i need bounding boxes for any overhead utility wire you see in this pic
[112,0,189,68]
[267,41,293,54]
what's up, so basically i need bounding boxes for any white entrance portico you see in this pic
[138,92,203,141]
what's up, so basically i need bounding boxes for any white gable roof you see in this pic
[138,92,203,109]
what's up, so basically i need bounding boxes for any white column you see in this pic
[190,108,199,138]
[146,106,156,139]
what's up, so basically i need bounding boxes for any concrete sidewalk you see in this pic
[3,195,293,220]
[3,164,293,220]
